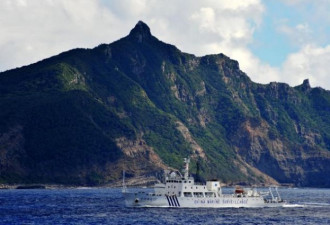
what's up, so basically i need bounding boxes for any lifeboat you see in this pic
[235,187,245,194]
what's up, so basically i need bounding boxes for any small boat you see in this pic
[122,158,286,208]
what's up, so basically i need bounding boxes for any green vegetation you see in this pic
[0,21,329,186]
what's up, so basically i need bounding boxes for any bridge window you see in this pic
[193,192,204,198]
[205,192,216,198]
[184,192,193,197]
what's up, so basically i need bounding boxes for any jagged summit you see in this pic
[296,78,312,92]
[302,79,311,88]
[128,21,152,43]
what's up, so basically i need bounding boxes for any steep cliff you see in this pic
[0,21,329,186]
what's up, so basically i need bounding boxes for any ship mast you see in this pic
[122,170,127,193]
[183,158,190,180]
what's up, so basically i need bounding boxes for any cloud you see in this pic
[277,23,312,46]
[281,44,330,88]
[243,43,330,89]
[0,0,124,71]
[0,0,329,90]
[1,0,265,75]
[257,0,330,88]
[278,0,330,44]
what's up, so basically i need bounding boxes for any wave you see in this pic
[283,202,330,208]
[302,202,330,207]
[283,204,305,208]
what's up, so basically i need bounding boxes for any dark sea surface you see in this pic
[0,187,329,225]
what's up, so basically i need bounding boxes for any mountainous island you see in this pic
[0,21,329,187]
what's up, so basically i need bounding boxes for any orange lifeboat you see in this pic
[235,187,244,194]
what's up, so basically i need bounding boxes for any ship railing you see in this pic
[268,186,282,203]
[259,191,270,196]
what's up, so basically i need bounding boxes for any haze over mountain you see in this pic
[0,21,329,187]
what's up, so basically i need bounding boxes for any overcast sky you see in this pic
[1,0,330,89]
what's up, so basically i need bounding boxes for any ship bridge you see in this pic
[160,158,222,198]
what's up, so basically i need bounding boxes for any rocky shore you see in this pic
[0,175,295,190]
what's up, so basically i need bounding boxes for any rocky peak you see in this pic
[128,21,152,43]
[297,78,312,92]
[302,79,311,89]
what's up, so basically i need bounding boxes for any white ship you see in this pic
[122,158,286,208]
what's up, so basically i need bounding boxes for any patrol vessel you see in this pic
[122,158,286,208]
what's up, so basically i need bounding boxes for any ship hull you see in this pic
[122,158,285,208]
[123,192,285,208]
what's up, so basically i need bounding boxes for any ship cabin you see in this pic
[163,177,222,198]
[155,158,223,198]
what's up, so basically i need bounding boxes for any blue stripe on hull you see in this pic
[174,196,180,207]
[165,195,171,206]
[169,196,175,207]
[165,195,181,207]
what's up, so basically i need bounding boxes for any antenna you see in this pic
[269,187,274,201]
[275,186,281,201]
[122,170,127,193]
[183,158,190,180]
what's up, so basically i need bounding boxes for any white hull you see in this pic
[123,192,285,208]
[122,158,286,208]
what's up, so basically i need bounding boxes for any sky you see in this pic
[1,0,330,89]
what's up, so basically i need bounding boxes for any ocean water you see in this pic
[0,187,329,225]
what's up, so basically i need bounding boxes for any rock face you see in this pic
[128,21,153,43]
[0,21,329,186]
[0,125,27,179]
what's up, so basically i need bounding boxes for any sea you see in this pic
[0,187,329,225]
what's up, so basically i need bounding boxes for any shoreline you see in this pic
[1,184,328,190]
[0,184,300,190]
[0,176,307,190]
